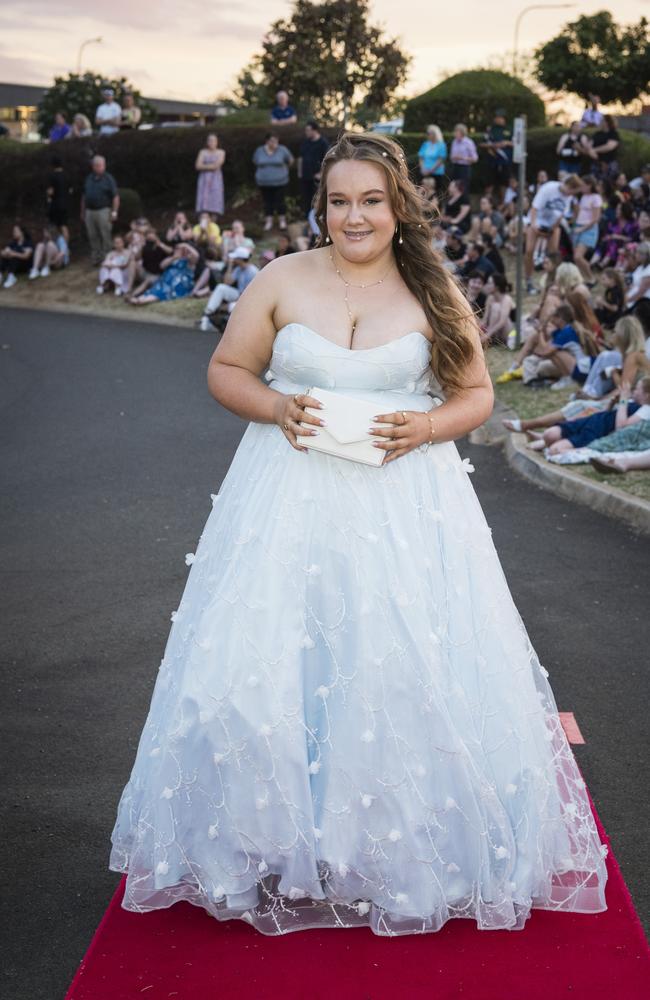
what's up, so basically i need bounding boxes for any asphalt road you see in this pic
[1,307,648,1000]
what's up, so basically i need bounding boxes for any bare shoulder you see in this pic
[261,246,326,280]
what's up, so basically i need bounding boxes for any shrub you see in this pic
[403,70,546,133]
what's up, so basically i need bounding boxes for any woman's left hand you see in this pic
[368,410,432,464]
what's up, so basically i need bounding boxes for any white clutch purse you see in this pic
[295,386,394,467]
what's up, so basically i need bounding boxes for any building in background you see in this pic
[0,82,228,140]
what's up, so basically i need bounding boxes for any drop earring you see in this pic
[398,222,404,245]
[325,233,331,243]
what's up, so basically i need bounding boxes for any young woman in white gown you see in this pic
[109,133,607,936]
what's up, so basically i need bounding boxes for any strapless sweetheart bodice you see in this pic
[265,323,440,408]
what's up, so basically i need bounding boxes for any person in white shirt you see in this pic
[626,242,650,308]
[580,93,604,129]
[95,88,122,136]
[525,175,584,291]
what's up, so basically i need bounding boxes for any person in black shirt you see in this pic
[298,121,329,217]
[480,110,513,200]
[440,179,471,233]
[556,122,589,176]
[46,155,70,244]
[594,268,625,328]
[1,223,34,288]
[444,228,465,270]
[482,233,505,274]
[588,115,620,181]
[127,228,173,300]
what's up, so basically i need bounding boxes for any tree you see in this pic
[404,71,545,133]
[37,72,155,137]
[248,0,410,126]
[534,12,650,106]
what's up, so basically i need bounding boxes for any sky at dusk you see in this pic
[1,0,648,103]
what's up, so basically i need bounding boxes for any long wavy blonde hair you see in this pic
[312,131,480,394]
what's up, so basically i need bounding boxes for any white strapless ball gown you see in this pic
[109,324,608,935]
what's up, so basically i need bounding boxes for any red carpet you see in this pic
[66,799,649,1000]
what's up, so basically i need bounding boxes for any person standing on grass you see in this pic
[298,121,329,217]
[46,154,70,245]
[417,124,447,188]
[81,155,120,266]
[253,133,294,232]
[524,175,584,294]
[195,134,225,217]
[449,124,478,184]
[571,175,602,284]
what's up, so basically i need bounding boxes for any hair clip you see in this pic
[382,151,388,157]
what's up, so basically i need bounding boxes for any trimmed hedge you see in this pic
[404,70,546,133]
[0,126,338,225]
[2,123,650,226]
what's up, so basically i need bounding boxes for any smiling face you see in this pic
[325,160,396,264]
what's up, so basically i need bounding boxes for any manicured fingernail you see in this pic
[372,441,382,447]
[319,419,327,426]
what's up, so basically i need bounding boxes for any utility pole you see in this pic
[513,115,527,351]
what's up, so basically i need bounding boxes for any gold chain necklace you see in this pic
[329,249,394,336]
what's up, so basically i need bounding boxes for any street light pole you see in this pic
[512,4,575,77]
[76,37,103,75]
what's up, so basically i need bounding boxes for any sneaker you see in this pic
[2,273,17,289]
[550,375,574,391]
[28,268,40,280]
[526,281,538,295]
[96,285,104,295]
[39,266,50,278]
[199,315,212,332]
[496,369,516,384]
[114,287,123,296]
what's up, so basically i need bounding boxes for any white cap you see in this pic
[228,246,252,261]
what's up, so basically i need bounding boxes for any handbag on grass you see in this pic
[295,386,394,467]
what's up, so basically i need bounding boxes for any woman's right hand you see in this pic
[273,391,326,452]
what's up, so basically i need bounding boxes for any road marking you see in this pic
[559,712,586,744]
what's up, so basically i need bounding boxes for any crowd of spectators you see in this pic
[4,87,650,471]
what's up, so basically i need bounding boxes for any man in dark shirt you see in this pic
[270,90,297,125]
[298,121,329,216]
[46,154,69,244]
[80,155,120,264]
[481,109,513,199]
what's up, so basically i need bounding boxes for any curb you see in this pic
[504,431,650,535]
[0,298,197,330]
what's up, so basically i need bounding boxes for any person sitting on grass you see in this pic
[518,302,599,389]
[97,235,132,296]
[0,224,34,289]
[526,375,650,455]
[594,268,625,329]
[502,316,650,433]
[468,195,505,246]
[29,226,69,279]
[126,228,173,300]
[497,253,564,382]
[192,212,222,254]
[199,247,259,332]
[591,201,639,269]
[480,273,514,346]
[166,212,193,247]
[466,270,487,319]
[481,233,505,274]
[129,242,200,305]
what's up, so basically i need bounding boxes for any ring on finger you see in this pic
[401,410,408,424]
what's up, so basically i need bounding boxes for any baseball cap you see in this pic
[228,246,252,261]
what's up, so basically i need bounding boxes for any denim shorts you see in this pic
[573,223,599,249]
